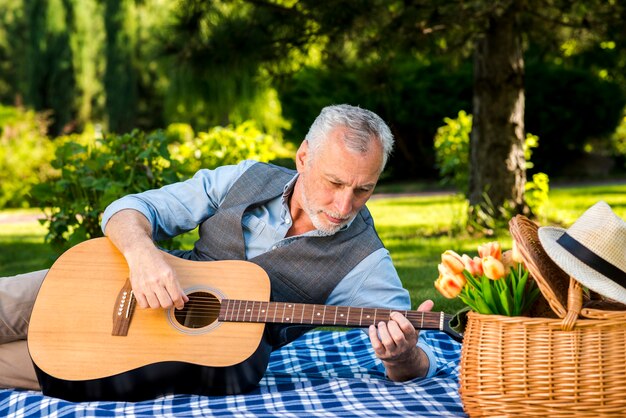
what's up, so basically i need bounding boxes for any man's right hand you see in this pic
[125,245,189,310]
[104,209,189,310]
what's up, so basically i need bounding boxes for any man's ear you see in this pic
[295,140,309,173]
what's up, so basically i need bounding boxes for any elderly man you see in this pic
[0,104,436,392]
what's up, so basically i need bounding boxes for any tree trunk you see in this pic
[468,3,527,231]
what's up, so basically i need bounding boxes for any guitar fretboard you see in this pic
[218,299,445,331]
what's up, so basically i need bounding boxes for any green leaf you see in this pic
[499,287,512,316]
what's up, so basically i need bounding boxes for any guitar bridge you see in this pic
[112,279,136,336]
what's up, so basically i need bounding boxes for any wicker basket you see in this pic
[459,215,626,417]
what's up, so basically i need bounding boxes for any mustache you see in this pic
[320,210,352,221]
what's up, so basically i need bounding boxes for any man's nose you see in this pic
[334,189,354,216]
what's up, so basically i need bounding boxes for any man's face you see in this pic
[295,128,383,235]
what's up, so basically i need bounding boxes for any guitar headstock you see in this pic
[442,313,463,343]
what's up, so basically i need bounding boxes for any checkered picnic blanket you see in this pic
[0,330,464,417]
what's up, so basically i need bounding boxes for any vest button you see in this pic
[272,245,277,250]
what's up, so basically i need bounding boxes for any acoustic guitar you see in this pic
[28,237,462,402]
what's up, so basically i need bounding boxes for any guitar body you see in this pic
[28,238,272,401]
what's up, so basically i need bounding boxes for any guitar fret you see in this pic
[227,300,233,321]
[219,300,451,336]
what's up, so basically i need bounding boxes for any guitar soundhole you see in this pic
[173,291,220,329]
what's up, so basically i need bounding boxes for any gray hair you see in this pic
[304,104,394,170]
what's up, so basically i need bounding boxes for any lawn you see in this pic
[1,182,625,314]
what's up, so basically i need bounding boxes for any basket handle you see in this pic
[560,276,583,331]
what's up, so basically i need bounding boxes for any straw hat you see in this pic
[538,201,626,305]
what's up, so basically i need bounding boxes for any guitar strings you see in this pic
[164,297,441,326]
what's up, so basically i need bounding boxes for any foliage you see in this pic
[0,0,625,180]
[23,0,78,135]
[525,63,626,175]
[460,264,539,316]
[0,105,55,208]
[30,128,183,249]
[161,1,294,135]
[433,110,472,194]
[524,173,550,221]
[169,121,295,176]
[435,242,541,316]
[434,110,550,219]
[104,0,137,133]
[0,0,26,103]
[611,113,626,162]
[278,57,473,178]
[30,122,294,248]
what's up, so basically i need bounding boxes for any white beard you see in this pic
[300,186,351,236]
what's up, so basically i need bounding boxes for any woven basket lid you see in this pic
[509,214,626,320]
[509,215,571,318]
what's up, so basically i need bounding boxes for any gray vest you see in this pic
[173,162,384,347]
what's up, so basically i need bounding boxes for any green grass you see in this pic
[0,216,58,276]
[1,182,625,314]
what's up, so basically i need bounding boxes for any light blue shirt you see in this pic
[101,159,437,378]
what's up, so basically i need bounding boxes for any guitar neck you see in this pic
[218,299,447,331]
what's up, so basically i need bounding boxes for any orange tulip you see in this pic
[434,272,466,299]
[461,254,483,276]
[482,255,506,280]
[477,241,502,260]
[441,250,465,274]
[501,250,520,272]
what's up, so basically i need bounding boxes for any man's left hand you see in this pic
[368,299,434,381]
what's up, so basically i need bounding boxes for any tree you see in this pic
[104,0,138,133]
[24,0,77,135]
[468,2,527,222]
[169,0,624,230]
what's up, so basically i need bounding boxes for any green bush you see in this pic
[31,128,183,248]
[0,105,55,208]
[434,111,549,217]
[31,122,295,248]
[433,110,472,194]
[611,113,626,158]
[169,120,294,176]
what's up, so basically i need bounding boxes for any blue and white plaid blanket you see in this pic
[1,330,464,417]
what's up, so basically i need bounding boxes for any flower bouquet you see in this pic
[434,241,540,316]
